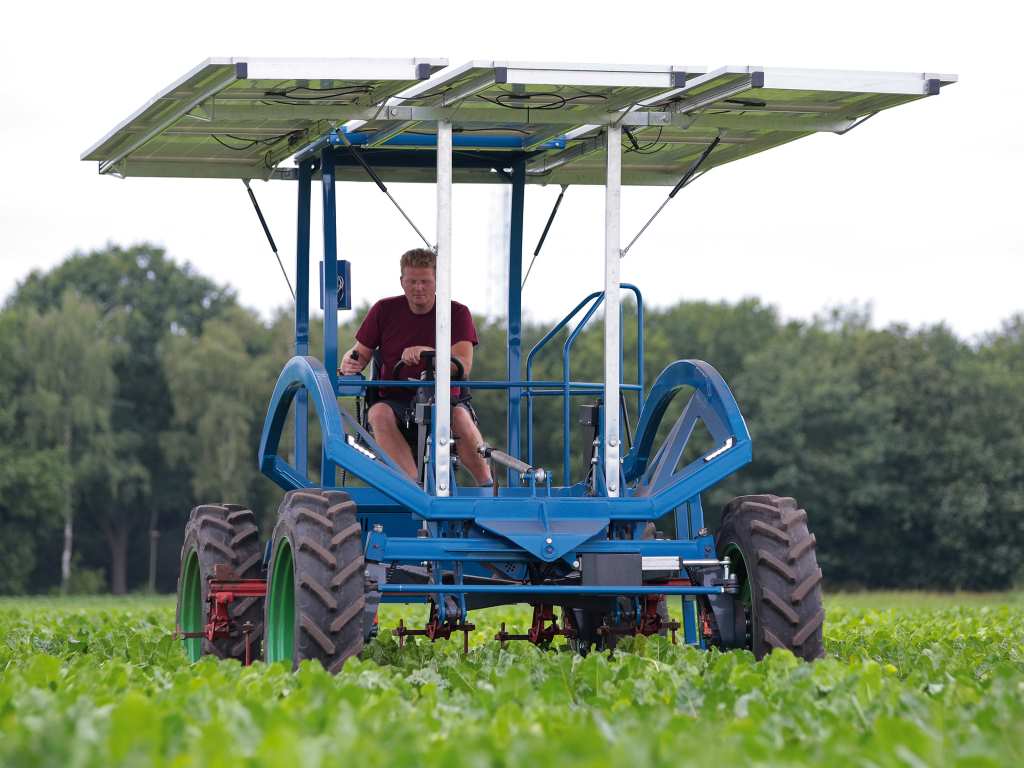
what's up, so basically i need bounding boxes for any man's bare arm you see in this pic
[453,340,474,378]
[340,341,373,375]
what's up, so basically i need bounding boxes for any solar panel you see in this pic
[81,57,448,179]
[82,59,956,186]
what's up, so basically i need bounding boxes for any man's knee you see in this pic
[453,405,481,444]
[368,403,398,432]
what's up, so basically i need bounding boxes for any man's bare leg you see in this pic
[367,403,418,480]
[453,406,493,485]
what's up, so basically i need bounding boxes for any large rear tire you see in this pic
[176,504,264,662]
[264,489,366,673]
[716,494,824,661]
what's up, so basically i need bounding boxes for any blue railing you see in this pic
[332,285,645,487]
[525,284,644,484]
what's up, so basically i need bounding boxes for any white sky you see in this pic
[2,0,1021,338]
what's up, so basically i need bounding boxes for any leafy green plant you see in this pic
[0,594,1021,767]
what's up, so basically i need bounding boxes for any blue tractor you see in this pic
[84,58,955,669]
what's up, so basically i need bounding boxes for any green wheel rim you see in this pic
[265,537,295,663]
[180,549,203,662]
[725,543,753,646]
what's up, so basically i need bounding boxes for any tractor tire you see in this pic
[176,504,264,662]
[716,494,824,661]
[264,489,366,673]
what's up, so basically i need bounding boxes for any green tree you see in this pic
[14,292,119,593]
[0,310,65,594]
[8,243,234,592]
[161,304,283,509]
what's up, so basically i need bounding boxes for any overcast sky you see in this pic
[2,0,1020,339]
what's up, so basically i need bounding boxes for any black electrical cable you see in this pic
[212,135,258,151]
[263,85,374,101]
[477,91,608,111]
[211,130,306,152]
[618,126,667,155]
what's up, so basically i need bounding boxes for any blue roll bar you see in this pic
[524,284,644,482]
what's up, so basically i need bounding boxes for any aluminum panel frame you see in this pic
[84,60,956,184]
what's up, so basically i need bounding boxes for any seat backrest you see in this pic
[365,348,384,407]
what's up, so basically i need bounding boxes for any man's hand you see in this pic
[400,345,434,366]
[340,343,371,375]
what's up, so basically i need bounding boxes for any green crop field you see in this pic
[1,594,1022,767]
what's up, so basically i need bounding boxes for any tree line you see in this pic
[2,243,1022,594]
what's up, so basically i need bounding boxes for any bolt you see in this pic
[372,523,384,533]
[609,484,617,492]
[698,527,709,537]
[608,438,618,447]
[439,482,448,491]
[439,437,448,446]
[545,537,553,545]
[572,560,581,570]
[545,545,554,554]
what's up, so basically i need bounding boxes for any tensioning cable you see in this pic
[335,130,435,251]
[521,184,569,289]
[620,134,722,258]
[242,179,295,302]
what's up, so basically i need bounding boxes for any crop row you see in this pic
[0,596,1021,767]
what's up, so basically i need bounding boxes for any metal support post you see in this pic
[604,126,622,497]
[506,158,526,482]
[294,161,312,477]
[321,148,339,487]
[434,121,453,497]
[682,596,699,645]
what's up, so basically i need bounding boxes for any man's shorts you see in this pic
[371,394,478,444]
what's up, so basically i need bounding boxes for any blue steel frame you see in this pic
[257,144,756,640]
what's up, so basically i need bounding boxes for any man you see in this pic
[340,247,493,486]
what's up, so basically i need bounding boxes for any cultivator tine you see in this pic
[242,622,255,666]
[393,613,475,653]
[394,618,407,649]
[493,605,575,647]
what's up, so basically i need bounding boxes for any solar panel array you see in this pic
[82,58,955,186]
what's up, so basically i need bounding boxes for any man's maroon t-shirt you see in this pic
[355,296,478,401]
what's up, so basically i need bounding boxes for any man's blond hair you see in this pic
[400,248,436,273]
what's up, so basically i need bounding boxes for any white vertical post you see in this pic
[604,125,622,497]
[435,120,453,497]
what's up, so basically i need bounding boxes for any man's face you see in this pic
[400,265,435,311]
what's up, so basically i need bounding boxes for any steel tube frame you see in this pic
[366,531,713,563]
[344,379,643,392]
[380,584,724,596]
[604,125,622,496]
[294,160,312,476]
[321,148,339,486]
[434,121,453,496]
[507,159,526,482]
[523,284,643,477]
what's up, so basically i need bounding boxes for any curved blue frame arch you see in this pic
[257,355,429,514]
[622,359,752,485]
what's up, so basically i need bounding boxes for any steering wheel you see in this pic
[392,349,465,381]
